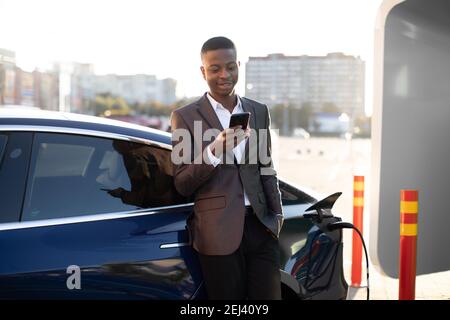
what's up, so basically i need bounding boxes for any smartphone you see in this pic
[229,112,251,130]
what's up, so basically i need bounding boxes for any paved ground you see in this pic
[276,136,450,300]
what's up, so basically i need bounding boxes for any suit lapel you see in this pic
[241,98,257,165]
[241,98,256,130]
[196,93,224,131]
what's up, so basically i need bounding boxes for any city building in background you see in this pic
[67,62,95,114]
[53,62,177,115]
[1,48,59,109]
[0,48,17,105]
[33,70,59,111]
[245,52,365,135]
[93,73,176,106]
[1,50,177,117]
[2,47,367,136]
[16,68,35,106]
[245,52,365,115]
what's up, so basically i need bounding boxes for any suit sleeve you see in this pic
[171,110,217,197]
[260,105,283,217]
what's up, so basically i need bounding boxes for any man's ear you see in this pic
[238,61,241,67]
[200,66,206,80]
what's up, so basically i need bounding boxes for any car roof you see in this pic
[0,107,172,147]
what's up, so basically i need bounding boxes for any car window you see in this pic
[33,143,95,177]
[22,133,187,221]
[0,132,33,223]
[0,134,7,168]
[279,180,316,205]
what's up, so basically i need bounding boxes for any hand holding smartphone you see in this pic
[209,112,251,157]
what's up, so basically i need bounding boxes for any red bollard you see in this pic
[351,176,364,287]
[399,190,419,300]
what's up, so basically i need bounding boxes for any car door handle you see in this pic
[160,242,190,249]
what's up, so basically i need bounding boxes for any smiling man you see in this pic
[170,36,283,300]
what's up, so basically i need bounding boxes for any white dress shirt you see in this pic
[206,93,251,206]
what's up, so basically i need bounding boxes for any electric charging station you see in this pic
[371,0,450,278]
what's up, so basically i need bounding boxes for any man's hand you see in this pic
[209,125,250,158]
[102,187,125,198]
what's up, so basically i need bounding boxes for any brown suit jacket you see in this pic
[171,94,283,255]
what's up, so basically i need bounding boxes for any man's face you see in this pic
[201,48,239,97]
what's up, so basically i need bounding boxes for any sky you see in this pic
[0,0,383,114]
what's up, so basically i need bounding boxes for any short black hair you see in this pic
[201,36,236,56]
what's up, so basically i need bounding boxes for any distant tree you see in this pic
[171,96,199,110]
[269,104,285,130]
[93,94,108,116]
[353,115,372,137]
[321,102,341,113]
[298,102,313,129]
[93,93,130,116]
[134,97,199,118]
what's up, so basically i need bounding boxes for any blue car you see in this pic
[0,108,348,300]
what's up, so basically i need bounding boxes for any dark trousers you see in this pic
[197,213,281,300]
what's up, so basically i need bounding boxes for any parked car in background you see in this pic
[0,108,347,299]
[292,127,311,139]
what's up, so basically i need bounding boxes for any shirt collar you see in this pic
[206,92,242,112]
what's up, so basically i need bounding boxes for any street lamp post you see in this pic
[283,102,289,136]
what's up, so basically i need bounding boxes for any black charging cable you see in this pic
[327,222,370,300]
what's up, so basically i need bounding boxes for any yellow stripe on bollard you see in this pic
[401,201,418,214]
[400,223,418,236]
[353,182,364,191]
[353,197,364,207]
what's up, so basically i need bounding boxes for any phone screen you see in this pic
[229,112,250,130]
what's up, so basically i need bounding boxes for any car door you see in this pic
[0,131,203,299]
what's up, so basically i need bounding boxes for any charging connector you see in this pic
[327,221,370,300]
